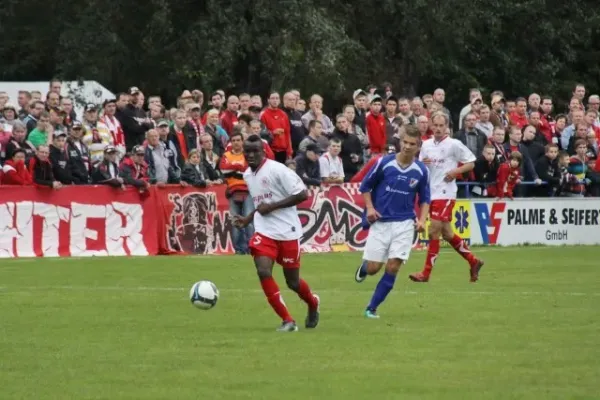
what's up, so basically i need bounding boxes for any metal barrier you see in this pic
[457,181,549,198]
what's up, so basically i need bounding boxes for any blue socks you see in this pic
[358,260,368,278]
[367,271,397,311]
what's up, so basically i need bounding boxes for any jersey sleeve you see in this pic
[359,157,384,193]
[418,145,426,161]
[278,164,306,196]
[418,164,431,205]
[454,140,477,163]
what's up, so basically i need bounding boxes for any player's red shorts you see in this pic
[429,199,456,222]
[248,232,301,268]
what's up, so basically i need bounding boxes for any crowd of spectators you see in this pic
[1,81,599,251]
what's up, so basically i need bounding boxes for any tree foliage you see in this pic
[1,0,599,112]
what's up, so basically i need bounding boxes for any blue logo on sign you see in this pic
[454,206,469,234]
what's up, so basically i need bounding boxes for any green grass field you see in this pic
[1,246,599,400]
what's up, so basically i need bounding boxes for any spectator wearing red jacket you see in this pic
[119,145,150,191]
[496,151,523,199]
[509,98,529,129]
[260,92,292,162]
[28,145,62,189]
[366,95,386,154]
[1,148,32,185]
[220,95,239,135]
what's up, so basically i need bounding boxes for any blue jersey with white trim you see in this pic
[359,154,431,227]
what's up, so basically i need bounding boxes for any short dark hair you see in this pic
[403,124,420,138]
[545,143,559,152]
[308,119,322,130]
[515,97,527,104]
[238,114,253,124]
[558,150,570,159]
[245,134,262,145]
[230,130,244,141]
[329,137,342,145]
[248,106,262,114]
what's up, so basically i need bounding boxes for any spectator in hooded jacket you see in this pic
[49,132,75,184]
[65,121,90,184]
[92,145,124,188]
[534,144,561,197]
[28,145,62,189]
[119,145,150,191]
[1,148,32,185]
[473,145,500,197]
[294,143,322,187]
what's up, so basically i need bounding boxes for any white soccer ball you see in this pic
[189,280,219,310]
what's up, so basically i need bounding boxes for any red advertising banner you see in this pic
[0,183,377,258]
[0,186,159,258]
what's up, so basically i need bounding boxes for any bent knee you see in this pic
[385,259,404,275]
[285,279,300,291]
[256,266,272,279]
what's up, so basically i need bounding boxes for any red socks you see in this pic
[448,234,477,266]
[296,279,318,310]
[423,239,440,277]
[260,277,293,323]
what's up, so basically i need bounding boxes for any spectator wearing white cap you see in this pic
[82,104,112,166]
[92,145,124,188]
[65,121,90,184]
[144,129,182,185]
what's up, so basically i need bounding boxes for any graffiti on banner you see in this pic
[298,184,368,252]
[165,191,233,254]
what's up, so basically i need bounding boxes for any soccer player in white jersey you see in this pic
[354,125,430,318]
[233,135,320,332]
[409,112,484,283]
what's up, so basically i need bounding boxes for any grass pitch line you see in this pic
[1,285,599,297]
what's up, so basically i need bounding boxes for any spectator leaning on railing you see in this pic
[1,148,32,185]
[29,145,62,190]
[319,138,344,184]
[294,143,322,187]
[49,131,75,185]
[119,145,150,192]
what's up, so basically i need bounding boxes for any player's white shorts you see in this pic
[362,220,414,263]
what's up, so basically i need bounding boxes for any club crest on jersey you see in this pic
[409,178,419,188]
[261,177,269,187]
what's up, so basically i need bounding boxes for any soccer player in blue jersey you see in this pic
[354,125,431,318]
